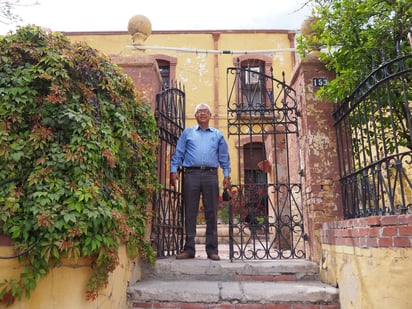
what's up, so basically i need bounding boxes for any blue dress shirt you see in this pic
[170,125,231,177]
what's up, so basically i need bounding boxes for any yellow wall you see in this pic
[321,244,412,309]
[0,29,297,308]
[0,245,141,309]
[64,29,296,186]
[319,214,412,309]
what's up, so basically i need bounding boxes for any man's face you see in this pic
[195,108,211,125]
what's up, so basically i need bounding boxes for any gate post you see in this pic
[110,54,164,253]
[110,54,163,110]
[289,55,343,263]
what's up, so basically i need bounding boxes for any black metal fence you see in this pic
[333,50,412,218]
[151,82,185,257]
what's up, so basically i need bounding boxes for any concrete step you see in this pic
[127,279,340,308]
[140,255,321,282]
[127,253,340,308]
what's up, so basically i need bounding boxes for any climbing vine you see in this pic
[0,25,158,305]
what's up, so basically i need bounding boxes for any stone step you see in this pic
[140,255,320,282]
[128,255,340,308]
[127,279,340,308]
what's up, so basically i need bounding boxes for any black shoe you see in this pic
[207,253,220,261]
[176,252,195,259]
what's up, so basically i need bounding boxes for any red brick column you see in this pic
[110,54,162,111]
[290,56,343,262]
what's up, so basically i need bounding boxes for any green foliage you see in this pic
[297,0,412,101]
[0,25,158,304]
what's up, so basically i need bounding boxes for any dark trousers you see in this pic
[183,169,219,256]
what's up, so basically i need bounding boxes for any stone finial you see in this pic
[128,15,152,45]
[300,16,317,38]
[301,16,322,60]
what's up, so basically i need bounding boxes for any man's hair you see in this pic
[194,103,211,114]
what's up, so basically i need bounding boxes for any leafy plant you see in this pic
[297,0,412,154]
[297,0,412,102]
[0,25,158,305]
[229,184,267,224]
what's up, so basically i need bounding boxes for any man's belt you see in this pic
[184,166,217,171]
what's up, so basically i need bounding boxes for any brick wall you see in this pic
[321,214,412,248]
[320,214,412,308]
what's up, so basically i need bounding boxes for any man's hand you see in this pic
[223,177,231,189]
[170,172,178,187]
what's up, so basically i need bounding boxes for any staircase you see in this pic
[127,226,340,309]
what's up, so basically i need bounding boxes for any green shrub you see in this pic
[0,25,158,304]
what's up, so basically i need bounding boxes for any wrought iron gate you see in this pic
[226,64,305,260]
[151,83,185,258]
[334,49,412,218]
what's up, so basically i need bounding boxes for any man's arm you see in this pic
[218,134,231,178]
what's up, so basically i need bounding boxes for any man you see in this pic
[170,103,231,261]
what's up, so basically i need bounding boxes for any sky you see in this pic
[0,0,313,35]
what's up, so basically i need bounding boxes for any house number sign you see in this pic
[312,77,328,87]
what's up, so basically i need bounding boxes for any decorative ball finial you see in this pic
[300,16,322,60]
[128,15,152,45]
[300,16,317,38]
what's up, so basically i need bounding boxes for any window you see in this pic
[241,61,266,110]
[157,60,170,89]
[154,55,177,90]
[233,55,273,113]
[244,66,261,85]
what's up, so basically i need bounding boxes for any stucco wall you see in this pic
[64,29,297,186]
[320,215,412,309]
[0,243,141,309]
